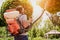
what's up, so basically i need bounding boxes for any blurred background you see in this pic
[0,0,60,40]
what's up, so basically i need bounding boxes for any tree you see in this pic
[39,0,60,14]
[8,0,33,19]
[0,0,33,26]
[0,0,13,26]
[38,0,60,26]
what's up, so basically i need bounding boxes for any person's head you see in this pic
[16,6,24,14]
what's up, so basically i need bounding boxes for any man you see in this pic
[14,6,32,40]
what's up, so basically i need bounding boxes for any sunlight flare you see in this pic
[28,0,43,22]
[28,0,49,28]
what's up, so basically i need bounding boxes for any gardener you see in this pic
[14,6,32,40]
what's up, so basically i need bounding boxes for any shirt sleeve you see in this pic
[19,15,30,28]
[22,15,27,21]
[19,15,27,22]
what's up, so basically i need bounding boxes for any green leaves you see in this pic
[0,0,13,26]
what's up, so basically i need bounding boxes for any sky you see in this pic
[0,0,5,6]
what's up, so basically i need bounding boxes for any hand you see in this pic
[29,17,32,23]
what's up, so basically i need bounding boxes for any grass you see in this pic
[0,27,60,40]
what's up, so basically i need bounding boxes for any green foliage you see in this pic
[28,19,60,39]
[0,0,13,26]
[0,0,13,18]
[0,19,5,26]
[0,27,13,40]
[0,20,60,40]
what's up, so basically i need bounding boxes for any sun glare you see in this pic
[28,0,37,7]
[28,0,49,28]
[28,0,43,22]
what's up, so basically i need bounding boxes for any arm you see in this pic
[19,15,32,28]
